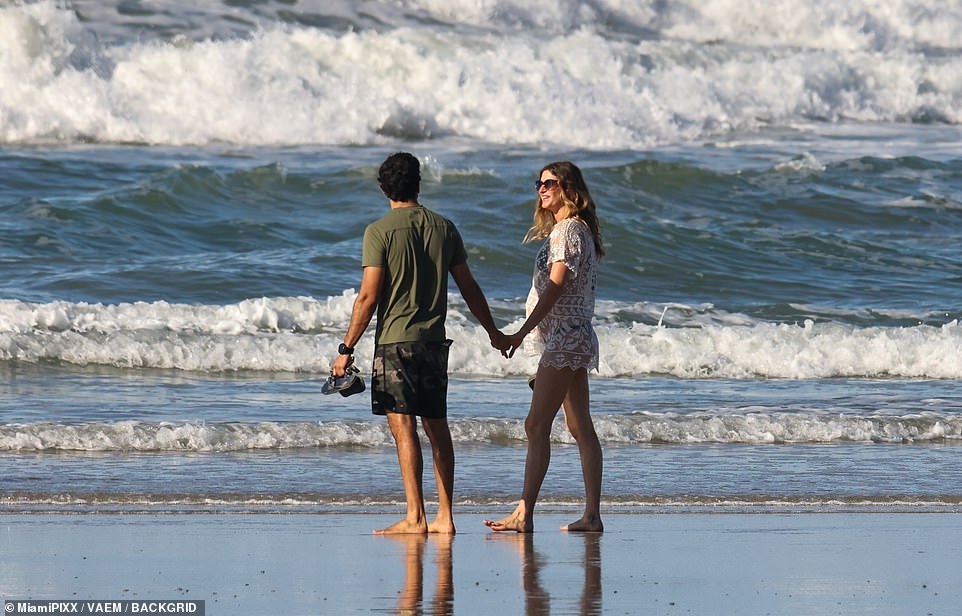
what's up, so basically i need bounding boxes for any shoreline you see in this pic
[3,512,960,615]
[4,494,962,516]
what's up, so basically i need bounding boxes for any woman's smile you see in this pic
[538,173,562,215]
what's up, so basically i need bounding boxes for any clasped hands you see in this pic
[489,330,524,359]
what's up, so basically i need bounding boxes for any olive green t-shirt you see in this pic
[362,205,468,345]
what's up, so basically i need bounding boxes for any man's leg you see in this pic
[374,412,428,534]
[422,417,456,534]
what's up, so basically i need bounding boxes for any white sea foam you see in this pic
[1,1,960,148]
[1,409,958,452]
[0,419,395,452]
[2,295,962,379]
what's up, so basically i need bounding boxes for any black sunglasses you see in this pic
[535,179,559,190]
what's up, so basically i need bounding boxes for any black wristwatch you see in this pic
[337,343,355,355]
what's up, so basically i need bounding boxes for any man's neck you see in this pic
[389,199,420,209]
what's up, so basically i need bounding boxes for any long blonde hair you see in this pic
[523,161,605,260]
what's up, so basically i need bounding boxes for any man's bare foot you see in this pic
[373,518,428,535]
[428,518,456,534]
[483,502,533,533]
[560,514,604,532]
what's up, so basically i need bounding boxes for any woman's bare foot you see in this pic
[560,514,604,532]
[483,502,533,533]
[373,518,429,535]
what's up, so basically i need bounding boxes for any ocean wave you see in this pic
[2,1,961,148]
[61,0,962,52]
[3,493,960,514]
[1,411,959,452]
[3,296,962,378]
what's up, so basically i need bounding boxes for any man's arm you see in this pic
[332,265,383,376]
[450,262,508,351]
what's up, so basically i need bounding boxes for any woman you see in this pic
[484,161,605,533]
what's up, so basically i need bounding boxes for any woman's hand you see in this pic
[505,332,526,358]
[489,330,510,355]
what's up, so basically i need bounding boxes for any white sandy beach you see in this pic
[2,512,960,615]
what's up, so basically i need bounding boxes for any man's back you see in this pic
[362,205,467,345]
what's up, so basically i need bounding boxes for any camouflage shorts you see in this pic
[371,339,453,418]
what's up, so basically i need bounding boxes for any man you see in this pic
[331,152,506,535]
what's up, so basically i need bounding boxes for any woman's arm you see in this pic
[506,260,568,357]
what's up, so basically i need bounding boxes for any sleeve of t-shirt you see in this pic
[547,219,584,277]
[361,224,385,268]
[449,224,468,268]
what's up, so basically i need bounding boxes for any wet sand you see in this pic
[2,512,961,615]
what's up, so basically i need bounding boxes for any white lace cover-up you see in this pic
[523,217,599,371]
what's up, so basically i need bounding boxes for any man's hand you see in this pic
[505,332,526,358]
[489,330,510,357]
[331,352,354,377]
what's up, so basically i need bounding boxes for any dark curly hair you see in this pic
[378,152,421,202]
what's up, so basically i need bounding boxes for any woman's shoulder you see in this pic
[551,216,590,238]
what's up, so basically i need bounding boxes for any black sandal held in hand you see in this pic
[322,365,366,397]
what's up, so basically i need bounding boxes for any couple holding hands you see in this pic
[330,152,604,535]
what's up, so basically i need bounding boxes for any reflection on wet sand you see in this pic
[380,532,600,615]
[489,533,603,616]
[520,535,550,615]
[381,534,454,615]
[578,533,602,616]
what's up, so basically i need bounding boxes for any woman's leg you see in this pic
[560,368,604,532]
[484,365,570,532]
